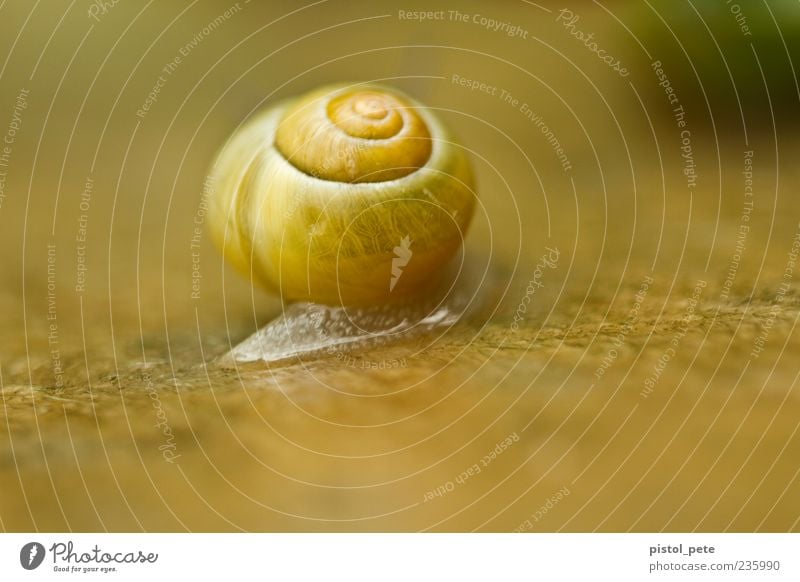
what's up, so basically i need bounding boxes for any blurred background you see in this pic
[0,0,799,531]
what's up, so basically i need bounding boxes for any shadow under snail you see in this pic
[208,83,476,307]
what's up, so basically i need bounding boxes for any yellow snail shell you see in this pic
[208,83,476,306]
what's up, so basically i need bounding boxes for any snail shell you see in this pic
[208,83,475,306]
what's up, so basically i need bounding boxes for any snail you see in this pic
[208,83,476,306]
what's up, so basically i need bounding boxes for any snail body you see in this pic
[208,83,475,306]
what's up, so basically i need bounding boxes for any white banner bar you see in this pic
[1,534,797,581]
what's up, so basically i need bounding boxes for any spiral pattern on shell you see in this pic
[208,83,476,306]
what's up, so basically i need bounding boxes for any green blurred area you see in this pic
[623,0,800,130]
